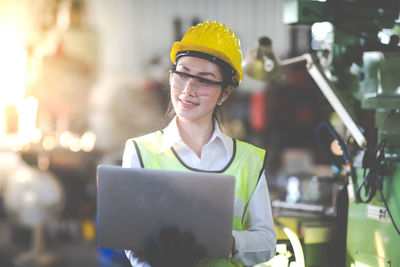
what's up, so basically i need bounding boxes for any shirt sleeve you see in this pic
[231,170,277,266]
[124,250,150,267]
[122,139,142,168]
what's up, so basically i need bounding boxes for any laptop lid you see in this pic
[96,165,235,258]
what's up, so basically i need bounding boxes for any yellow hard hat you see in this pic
[170,21,243,84]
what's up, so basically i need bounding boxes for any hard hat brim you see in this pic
[170,41,243,83]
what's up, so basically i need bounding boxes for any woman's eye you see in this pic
[198,78,211,85]
[177,73,186,78]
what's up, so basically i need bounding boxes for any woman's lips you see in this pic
[178,97,199,107]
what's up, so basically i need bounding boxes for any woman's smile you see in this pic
[178,96,199,108]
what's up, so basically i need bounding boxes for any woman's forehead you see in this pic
[176,56,222,79]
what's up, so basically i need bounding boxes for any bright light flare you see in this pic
[59,131,73,149]
[18,97,39,144]
[0,1,29,142]
[42,135,56,151]
[81,131,96,152]
[311,22,333,41]
[0,27,27,138]
[0,27,26,105]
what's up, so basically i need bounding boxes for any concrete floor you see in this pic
[1,241,131,267]
[0,220,131,267]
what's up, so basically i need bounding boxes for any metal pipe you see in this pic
[304,53,367,149]
[279,53,367,149]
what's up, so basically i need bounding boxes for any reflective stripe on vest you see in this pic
[131,131,266,267]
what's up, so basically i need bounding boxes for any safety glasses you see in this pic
[169,70,224,97]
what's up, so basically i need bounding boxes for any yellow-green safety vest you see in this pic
[131,131,267,267]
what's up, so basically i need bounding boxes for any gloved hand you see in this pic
[142,225,207,267]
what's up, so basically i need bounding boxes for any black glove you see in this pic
[142,225,207,267]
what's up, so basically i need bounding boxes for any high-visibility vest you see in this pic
[131,131,267,267]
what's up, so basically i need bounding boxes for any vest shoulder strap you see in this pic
[131,131,163,168]
[235,139,267,171]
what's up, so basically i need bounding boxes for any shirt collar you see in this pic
[209,120,231,155]
[159,116,182,153]
[159,116,231,155]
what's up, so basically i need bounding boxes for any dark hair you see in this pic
[166,55,237,125]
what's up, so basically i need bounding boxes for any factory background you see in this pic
[0,0,399,266]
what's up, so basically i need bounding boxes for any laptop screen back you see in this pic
[96,165,235,258]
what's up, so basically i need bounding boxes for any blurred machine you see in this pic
[3,154,64,266]
[0,0,102,266]
[244,0,399,266]
[283,1,400,266]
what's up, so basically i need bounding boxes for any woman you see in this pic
[123,21,276,267]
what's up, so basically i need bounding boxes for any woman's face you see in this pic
[170,56,229,124]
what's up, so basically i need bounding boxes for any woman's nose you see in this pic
[181,78,196,96]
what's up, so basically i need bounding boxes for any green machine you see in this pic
[282,0,400,266]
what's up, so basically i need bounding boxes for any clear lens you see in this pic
[170,71,222,97]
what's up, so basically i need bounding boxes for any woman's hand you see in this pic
[142,225,207,267]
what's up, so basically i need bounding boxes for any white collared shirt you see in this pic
[123,117,276,266]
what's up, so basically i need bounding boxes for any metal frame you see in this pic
[280,53,367,149]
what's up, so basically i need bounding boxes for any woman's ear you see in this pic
[221,85,234,102]
[217,85,233,106]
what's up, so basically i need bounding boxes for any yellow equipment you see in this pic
[170,20,243,84]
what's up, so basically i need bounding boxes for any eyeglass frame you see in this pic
[169,69,227,86]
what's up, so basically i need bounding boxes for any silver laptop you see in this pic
[96,165,235,258]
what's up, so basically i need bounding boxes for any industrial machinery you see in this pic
[4,156,65,266]
[283,1,399,266]
[244,0,399,266]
